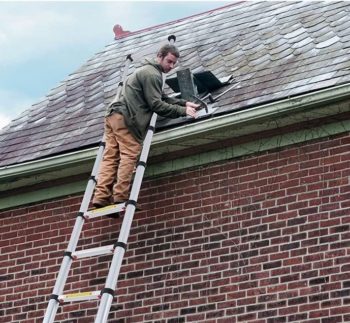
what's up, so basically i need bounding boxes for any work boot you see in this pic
[114,200,142,211]
[92,199,110,209]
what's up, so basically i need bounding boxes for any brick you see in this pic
[263,261,282,270]
[237,313,257,321]
[168,317,185,323]
[309,309,330,318]
[178,306,196,316]
[281,273,300,283]
[259,309,278,319]
[331,289,350,298]
[310,276,330,285]
[266,300,286,311]
[247,303,265,312]
[278,305,299,316]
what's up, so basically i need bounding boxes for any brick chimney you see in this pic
[113,24,131,40]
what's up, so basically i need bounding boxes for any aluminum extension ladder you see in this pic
[43,35,176,323]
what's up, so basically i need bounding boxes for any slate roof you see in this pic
[1,1,350,167]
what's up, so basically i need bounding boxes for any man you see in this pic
[92,44,199,208]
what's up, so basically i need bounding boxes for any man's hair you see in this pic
[157,44,180,58]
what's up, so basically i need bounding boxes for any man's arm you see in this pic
[162,93,187,106]
[142,74,187,118]
[143,74,198,118]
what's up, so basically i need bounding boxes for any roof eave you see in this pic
[1,82,350,190]
[160,83,350,139]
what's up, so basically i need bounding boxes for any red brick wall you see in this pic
[1,132,350,322]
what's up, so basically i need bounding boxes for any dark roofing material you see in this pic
[1,1,350,167]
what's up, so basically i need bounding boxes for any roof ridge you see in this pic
[114,1,243,40]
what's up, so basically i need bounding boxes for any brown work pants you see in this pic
[93,113,142,204]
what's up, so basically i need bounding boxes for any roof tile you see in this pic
[316,35,341,48]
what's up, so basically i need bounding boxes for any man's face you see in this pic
[157,53,178,73]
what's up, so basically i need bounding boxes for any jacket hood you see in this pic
[143,58,163,73]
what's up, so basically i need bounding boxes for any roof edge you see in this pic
[1,82,350,187]
[152,82,350,145]
[0,148,97,180]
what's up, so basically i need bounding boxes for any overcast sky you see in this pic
[0,0,230,130]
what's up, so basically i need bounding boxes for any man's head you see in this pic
[156,44,180,73]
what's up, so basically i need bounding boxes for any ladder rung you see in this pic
[72,245,114,259]
[58,291,100,303]
[84,203,126,219]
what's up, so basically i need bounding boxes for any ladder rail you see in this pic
[95,36,176,322]
[94,113,158,322]
[44,35,177,323]
[43,54,133,323]
[43,146,104,322]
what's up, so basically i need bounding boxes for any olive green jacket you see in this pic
[107,58,187,143]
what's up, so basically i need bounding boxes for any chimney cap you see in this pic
[113,24,131,40]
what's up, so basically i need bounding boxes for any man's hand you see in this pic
[185,101,200,118]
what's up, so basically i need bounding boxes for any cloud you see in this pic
[0,89,34,130]
[0,114,11,130]
[99,2,164,32]
[0,2,154,67]
[0,3,77,67]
